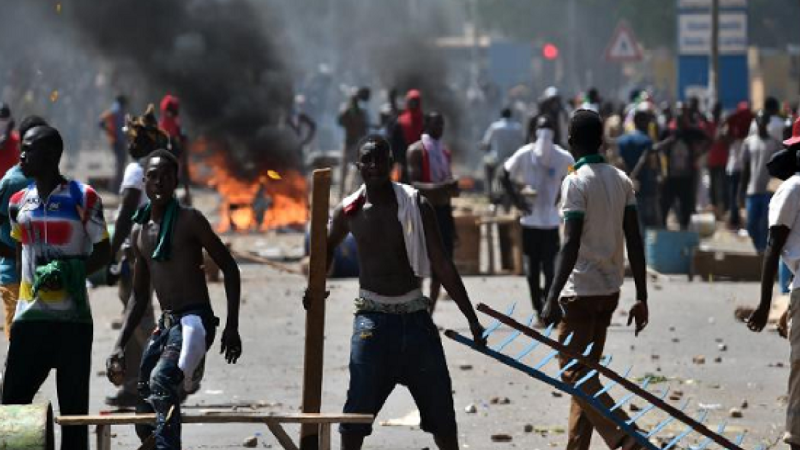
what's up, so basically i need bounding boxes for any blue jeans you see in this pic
[136,308,217,450]
[341,311,456,437]
[746,194,772,253]
[780,259,794,294]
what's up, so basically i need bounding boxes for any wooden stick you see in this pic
[300,168,332,450]
[97,424,111,450]
[268,422,301,450]
[56,412,374,426]
[319,423,331,450]
[231,250,304,275]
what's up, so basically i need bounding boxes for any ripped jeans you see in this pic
[135,307,218,449]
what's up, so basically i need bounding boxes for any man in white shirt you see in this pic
[740,111,782,253]
[747,118,800,450]
[482,108,524,199]
[501,115,573,324]
[542,110,649,450]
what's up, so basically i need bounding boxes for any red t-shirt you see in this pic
[0,132,20,179]
[706,122,729,168]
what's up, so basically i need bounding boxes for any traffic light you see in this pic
[542,43,559,60]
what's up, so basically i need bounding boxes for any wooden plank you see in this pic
[267,422,301,450]
[319,423,331,450]
[96,424,111,450]
[300,168,332,450]
[57,412,374,426]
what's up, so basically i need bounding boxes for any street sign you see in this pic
[605,22,642,62]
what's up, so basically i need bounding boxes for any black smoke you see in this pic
[60,0,296,178]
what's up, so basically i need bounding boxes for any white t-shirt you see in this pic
[769,175,800,290]
[560,157,637,297]
[504,142,574,229]
[483,118,525,162]
[118,162,148,213]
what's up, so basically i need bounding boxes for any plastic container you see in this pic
[645,229,700,274]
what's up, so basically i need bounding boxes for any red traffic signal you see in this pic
[542,43,559,60]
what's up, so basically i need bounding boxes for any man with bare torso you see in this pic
[107,149,242,450]
[406,112,459,311]
[324,135,485,450]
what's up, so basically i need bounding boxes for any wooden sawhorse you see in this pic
[56,412,373,450]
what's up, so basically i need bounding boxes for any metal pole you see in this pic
[710,0,720,105]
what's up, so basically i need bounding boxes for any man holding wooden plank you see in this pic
[316,135,485,450]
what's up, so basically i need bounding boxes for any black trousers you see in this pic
[2,321,93,450]
[660,176,695,230]
[522,227,560,315]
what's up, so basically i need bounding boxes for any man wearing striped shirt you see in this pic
[1,126,110,450]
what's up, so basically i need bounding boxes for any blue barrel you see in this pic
[645,229,700,274]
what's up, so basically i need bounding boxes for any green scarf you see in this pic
[132,197,179,261]
[33,259,88,315]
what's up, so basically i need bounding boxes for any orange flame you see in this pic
[190,137,308,233]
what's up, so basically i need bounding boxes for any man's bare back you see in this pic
[345,197,420,297]
[133,205,211,312]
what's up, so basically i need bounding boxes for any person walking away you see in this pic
[659,103,710,230]
[740,111,782,253]
[542,110,649,450]
[725,102,754,228]
[707,102,730,219]
[338,87,371,198]
[0,115,46,340]
[617,110,663,229]
[323,135,485,450]
[501,115,573,326]
[99,95,129,191]
[1,126,111,450]
[482,108,524,202]
[745,117,800,450]
[407,112,459,312]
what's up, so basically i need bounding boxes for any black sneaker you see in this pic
[104,389,139,408]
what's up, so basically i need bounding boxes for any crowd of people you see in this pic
[4,75,800,450]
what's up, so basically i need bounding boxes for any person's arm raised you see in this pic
[419,196,485,346]
[192,209,242,363]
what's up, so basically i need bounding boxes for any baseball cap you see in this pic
[784,117,800,147]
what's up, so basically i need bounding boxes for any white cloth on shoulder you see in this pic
[421,133,451,182]
[342,182,431,278]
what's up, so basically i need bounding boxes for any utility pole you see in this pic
[709,0,720,106]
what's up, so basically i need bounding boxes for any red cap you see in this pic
[784,117,800,147]
[406,89,421,101]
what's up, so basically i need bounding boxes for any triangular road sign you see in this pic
[605,22,643,62]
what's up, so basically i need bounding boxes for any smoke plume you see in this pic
[60,0,296,178]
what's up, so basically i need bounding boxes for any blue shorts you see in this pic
[340,311,457,437]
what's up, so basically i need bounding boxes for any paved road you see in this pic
[0,265,790,449]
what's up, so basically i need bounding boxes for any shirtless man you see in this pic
[107,149,242,450]
[323,135,484,450]
[407,112,459,311]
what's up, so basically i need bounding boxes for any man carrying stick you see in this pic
[106,149,242,450]
[542,110,649,450]
[319,135,485,450]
